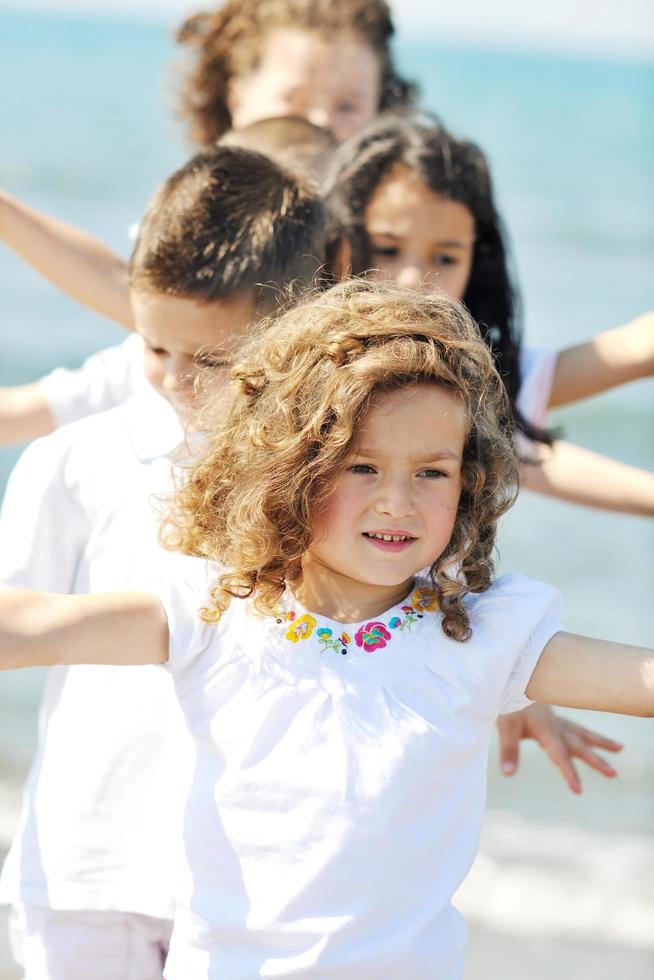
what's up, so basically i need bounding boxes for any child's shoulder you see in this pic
[39,335,147,428]
[157,563,235,668]
[449,573,564,717]
[9,403,129,488]
[466,571,560,610]
[36,401,135,464]
[24,382,180,476]
[463,571,561,632]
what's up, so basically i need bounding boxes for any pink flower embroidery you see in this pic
[355,621,391,652]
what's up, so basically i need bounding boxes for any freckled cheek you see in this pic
[313,485,363,541]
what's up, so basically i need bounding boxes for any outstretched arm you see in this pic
[0,383,55,446]
[520,440,654,517]
[549,311,654,408]
[527,632,654,716]
[496,704,622,794]
[0,590,167,670]
[0,189,134,329]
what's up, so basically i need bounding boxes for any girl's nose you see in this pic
[307,107,330,131]
[374,477,415,518]
[396,264,426,291]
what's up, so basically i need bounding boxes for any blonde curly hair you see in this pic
[163,280,519,641]
[175,0,416,146]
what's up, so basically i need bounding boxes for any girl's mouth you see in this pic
[363,531,416,552]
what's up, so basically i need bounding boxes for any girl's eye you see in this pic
[148,346,167,357]
[347,463,376,475]
[370,245,399,258]
[432,254,457,267]
[418,468,447,479]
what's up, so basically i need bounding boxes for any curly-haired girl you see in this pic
[1,281,652,980]
[175,0,415,145]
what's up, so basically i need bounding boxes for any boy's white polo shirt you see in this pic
[39,334,147,429]
[0,383,197,920]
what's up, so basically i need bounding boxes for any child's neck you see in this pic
[294,556,414,624]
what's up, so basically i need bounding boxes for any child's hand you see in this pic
[496,704,623,794]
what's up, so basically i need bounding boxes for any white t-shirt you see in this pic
[158,571,562,979]
[516,346,557,430]
[39,334,147,429]
[0,384,198,920]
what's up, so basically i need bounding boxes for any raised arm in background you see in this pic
[550,311,654,408]
[0,384,55,446]
[520,440,654,518]
[0,189,134,329]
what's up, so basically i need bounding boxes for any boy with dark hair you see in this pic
[0,144,327,978]
[0,137,328,445]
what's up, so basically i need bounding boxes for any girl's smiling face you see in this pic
[228,28,381,141]
[299,384,466,621]
[364,163,476,299]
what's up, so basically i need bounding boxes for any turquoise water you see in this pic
[0,9,653,937]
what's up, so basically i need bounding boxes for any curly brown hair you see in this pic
[175,0,416,146]
[163,280,519,641]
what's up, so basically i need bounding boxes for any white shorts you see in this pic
[8,904,173,980]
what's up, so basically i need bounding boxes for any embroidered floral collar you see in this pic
[274,584,439,656]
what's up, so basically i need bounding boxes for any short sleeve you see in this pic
[151,570,218,681]
[497,599,563,714]
[39,335,146,429]
[516,347,557,430]
[464,573,563,718]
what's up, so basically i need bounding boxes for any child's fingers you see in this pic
[495,713,523,776]
[563,731,618,778]
[565,722,623,752]
[540,733,582,794]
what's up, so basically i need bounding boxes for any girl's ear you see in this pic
[330,236,352,281]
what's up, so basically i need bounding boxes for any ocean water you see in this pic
[0,9,653,963]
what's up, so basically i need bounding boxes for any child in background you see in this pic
[0,144,328,979]
[0,116,337,447]
[326,111,654,517]
[174,0,413,145]
[1,280,652,980]
[220,115,337,184]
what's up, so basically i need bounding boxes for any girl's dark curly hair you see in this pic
[175,0,416,146]
[163,279,519,642]
[325,111,553,444]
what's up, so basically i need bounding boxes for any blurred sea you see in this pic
[0,9,653,976]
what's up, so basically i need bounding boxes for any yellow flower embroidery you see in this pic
[410,587,439,613]
[285,614,317,643]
